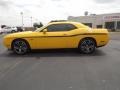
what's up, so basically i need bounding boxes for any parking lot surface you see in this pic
[0,33,120,90]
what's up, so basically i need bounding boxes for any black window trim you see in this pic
[46,23,77,32]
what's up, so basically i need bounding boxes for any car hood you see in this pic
[4,31,36,38]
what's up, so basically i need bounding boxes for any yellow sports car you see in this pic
[3,21,109,55]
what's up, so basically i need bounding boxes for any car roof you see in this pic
[48,21,89,28]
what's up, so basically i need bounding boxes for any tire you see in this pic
[11,30,16,33]
[12,39,29,55]
[78,38,96,54]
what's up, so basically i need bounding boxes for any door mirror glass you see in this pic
[43,29,47,34]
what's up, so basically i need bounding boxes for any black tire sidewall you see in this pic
[12,40,29,55]
[79,38,95,54]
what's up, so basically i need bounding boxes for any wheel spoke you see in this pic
[18,48,22,53]
[21,47,27,52]
[80,39,95,53]
[86,47,91,52]
[14,46,20,50]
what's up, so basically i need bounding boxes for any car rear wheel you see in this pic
[78,38,96,54]
[12,40,29,55]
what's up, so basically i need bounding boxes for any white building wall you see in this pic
[68,13,120,31]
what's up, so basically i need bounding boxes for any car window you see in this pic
[47,24,77,32]
[66,24,77,30]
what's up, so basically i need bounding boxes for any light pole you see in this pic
[30,16,33,27]
[20,12,24,28]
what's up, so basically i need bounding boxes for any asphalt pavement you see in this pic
[0,33,120,90]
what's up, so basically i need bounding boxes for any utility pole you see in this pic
[30,16,33,27]
[20,12,24,28]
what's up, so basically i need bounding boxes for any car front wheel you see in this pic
[78,38,96,54]
[12,40,29,55]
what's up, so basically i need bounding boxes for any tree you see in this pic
[33,22,43,28]
[33,23,38,28]
[40,22,43,27]
[1,25,6,28]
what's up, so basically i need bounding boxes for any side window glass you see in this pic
[66,24,77,30]
[47,25,57,32]
[47,24,77,32]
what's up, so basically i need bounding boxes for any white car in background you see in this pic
[0,26,17,34]
[0,27,2,34]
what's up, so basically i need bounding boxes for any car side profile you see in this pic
[3,21,109,55]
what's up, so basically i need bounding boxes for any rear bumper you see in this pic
[97,44,106,48]
[97,39,109,48]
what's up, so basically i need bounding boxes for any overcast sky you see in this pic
[0,0,120,26]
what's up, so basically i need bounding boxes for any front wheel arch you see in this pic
[11,38,31,50]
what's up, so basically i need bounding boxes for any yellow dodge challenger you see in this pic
[3,21,109,55]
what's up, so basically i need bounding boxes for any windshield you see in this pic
[34,25,46,32]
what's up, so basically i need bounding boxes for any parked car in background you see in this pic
[16,27,24,32]
[0,26,25,34]
[0,26,17,34]
[0,27,2,34]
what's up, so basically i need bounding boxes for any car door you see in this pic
[36,23,77,49]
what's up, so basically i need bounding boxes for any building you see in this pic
[68,13,120,31]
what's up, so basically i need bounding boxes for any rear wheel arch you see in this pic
[78,37,97,48]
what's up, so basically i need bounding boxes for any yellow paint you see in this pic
[3,21,109,49]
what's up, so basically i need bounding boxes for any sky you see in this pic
[0,0,120,27]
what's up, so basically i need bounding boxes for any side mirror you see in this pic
[43,29,47,34]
